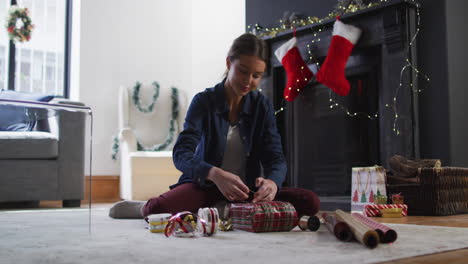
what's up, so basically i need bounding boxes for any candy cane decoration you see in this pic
[364,204,408,217]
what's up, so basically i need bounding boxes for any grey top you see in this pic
[220,124,245,181]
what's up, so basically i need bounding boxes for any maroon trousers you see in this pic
[142,183,320,218]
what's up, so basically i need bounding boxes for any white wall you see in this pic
[190,1,246,100]
[73,0,245,176]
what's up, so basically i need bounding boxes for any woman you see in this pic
[110,33,320,219]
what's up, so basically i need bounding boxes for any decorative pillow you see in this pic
[0,89,54,131]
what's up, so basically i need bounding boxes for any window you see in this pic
[0,0,71,97]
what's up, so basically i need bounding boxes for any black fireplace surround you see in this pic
[260,0,419,208]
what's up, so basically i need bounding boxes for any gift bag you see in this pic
[229,201,298,232]
[351,166,387,212]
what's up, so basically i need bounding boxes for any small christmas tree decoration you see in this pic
[274,33,313,102]
[316,17,362,96]
[352,189,359,202]
[360,191,367,203]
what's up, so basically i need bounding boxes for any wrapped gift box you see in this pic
[364,204,408,217]
[229,201,298,232]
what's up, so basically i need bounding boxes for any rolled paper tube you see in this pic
[322,212,353,242]
[335,209,380,249]
[352,213,398,243]
[298,215,320,231]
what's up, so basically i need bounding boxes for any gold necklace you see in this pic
[356,168,371,195]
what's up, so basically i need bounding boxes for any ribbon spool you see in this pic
[298,215,321,231]
[147,213,172,233]
[197,207,219,236]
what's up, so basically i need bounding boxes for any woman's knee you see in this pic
[142,197,162,217]
[278,187,321,216]
[303,190,320,216]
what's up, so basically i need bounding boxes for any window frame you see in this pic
[6,0,72,98]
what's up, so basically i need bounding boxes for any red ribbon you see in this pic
[164,211,194,237]
[163,208,218,237]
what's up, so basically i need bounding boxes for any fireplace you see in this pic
[260,0,420,209]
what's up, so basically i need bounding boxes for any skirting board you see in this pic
[84,176,120,203]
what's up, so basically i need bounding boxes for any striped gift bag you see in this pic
[229,201,298,232]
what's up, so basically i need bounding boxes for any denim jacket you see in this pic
[171,80,287,190]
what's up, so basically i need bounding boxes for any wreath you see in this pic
[5,6,34,43]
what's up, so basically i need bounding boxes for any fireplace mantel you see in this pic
[260,0,420,208]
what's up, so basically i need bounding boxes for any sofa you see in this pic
[0,91,87,207]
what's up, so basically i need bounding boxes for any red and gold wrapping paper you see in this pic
[352,213,398,243]
[229,201,298,233]
[335,209,380,249]
[364,204,408,217]
[322,212,353,242]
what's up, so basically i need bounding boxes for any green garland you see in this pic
[5,6,34,43]
[136,87,179,151]
[132,81,160,113]
[112,86,180,160]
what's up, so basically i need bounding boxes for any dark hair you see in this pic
[227,33,268,64]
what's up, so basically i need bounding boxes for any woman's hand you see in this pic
[252,177,278,203]
[207,167,249,202]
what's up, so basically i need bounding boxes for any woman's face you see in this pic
[226,55,266,97]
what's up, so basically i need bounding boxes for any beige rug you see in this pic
[0,208,467,264]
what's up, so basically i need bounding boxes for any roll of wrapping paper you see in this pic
[321,212,353,242]
[352,213,397,243]
[335,209,380,249]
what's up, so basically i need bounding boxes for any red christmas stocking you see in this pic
[316,18,362,96]
[274,36,313,102]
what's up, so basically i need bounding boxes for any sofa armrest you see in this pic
[56,105,87,200]
[50,98,85,107]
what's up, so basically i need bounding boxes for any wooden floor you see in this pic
[29,201,468,263]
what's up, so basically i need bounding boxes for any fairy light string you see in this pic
[253,0,429,136]
[390,0,430,135]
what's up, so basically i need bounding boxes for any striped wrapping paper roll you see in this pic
[352,213,398,243]
[364,204,408,217]
[322,212,353,241]
[335,209,380,249]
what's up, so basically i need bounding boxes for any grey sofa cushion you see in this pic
[0,132,58,159]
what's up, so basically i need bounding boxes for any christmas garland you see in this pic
[5,6,34,43]
[132,81,160,113]
[247,0,379,38]
[112,86,180,160]
[137,87,180,151]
